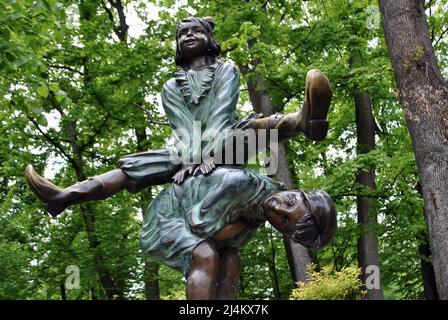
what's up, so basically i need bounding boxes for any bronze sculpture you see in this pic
[142,166,336,299]
[25,17,335,300]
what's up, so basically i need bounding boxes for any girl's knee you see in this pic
[192,241,219,265]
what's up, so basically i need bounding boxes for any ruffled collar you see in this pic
[175,62,220,105]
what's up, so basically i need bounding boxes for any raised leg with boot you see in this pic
[25,165,132,217]
[249,69,332,141]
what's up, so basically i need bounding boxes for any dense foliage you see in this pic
[1,0,447,299]
[290,265,364,300]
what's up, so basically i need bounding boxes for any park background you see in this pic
[1,0,447,300]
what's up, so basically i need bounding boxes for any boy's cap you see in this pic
[302,190,337,249]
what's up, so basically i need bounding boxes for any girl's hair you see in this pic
[175,17,221,69]
[292,190,337,250]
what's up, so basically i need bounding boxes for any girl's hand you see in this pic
[193,157,216,176]
[173,164,197,184]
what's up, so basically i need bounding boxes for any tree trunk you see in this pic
[418,230,439,300]
[135,128,161,300]
[60,281,67,300]
[66,0,136,300]
[268,228,282,299]
[350,53,384,300]
[379,0,448,299]
[67,120,119,300]
[103,0,162,299]
[416,182,439,300]
[246,71,312,283]
[276,142,313,283]
[90,287,98,300]
[354,90,384,300]
[143,257,160,300]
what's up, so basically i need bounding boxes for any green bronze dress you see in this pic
[140,166,281,276]
[117,60,274,276]
[117,60,242,191]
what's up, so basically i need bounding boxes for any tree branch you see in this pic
[102,0,129,42]
[134,104,169,126]
[67,120,85,180]
[25,113,77,167]
[80,113,111,152]
[48,64,84,75]
[84,149,114,166]
[425,0,435,10]
[433,26,448,48]
[108,0,129,42]
[102,0,115,25]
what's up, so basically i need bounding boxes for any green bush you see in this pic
[290,265,365,300]
[160,290,186,300]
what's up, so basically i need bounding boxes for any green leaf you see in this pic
[12,56,29,67]
[60,96,72,107]
[38,63,47,73]
[54,89,67,102]
[37,85,49,97]
[49,84,60,92]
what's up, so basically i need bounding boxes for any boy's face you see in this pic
[262,190,310,234]
[177,21,209,59]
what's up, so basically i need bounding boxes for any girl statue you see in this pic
[24,17,336,300]
[25,16,332,217]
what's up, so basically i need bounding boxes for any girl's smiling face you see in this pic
[177,21,209,59]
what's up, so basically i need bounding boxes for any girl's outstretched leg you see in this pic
[186,241,219,300]
[25,165,132,217]
[248,69,332,141]
[298,69,332,141]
